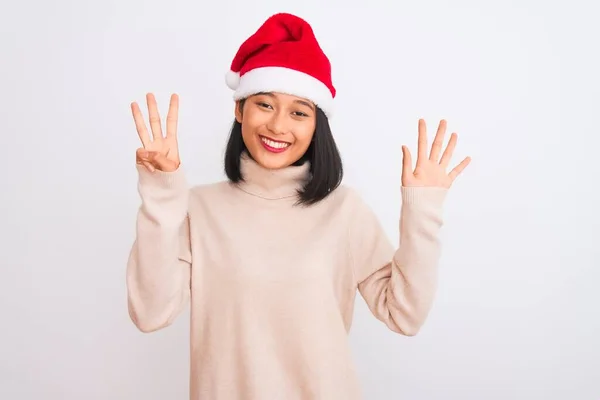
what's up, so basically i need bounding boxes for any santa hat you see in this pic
[225,13,336,118]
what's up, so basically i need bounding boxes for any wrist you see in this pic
[401,186,447,207]
[136,164,186,190]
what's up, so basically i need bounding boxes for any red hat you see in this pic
[225,13,336,118]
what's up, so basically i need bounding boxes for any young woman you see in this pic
[127,12,470,400]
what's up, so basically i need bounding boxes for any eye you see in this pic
[293,111,309,117]
[257,102,273,109]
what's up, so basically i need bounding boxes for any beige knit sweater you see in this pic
[126,153,447,400]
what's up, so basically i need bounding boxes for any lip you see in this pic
[259,135,290,144]
[259,135,291,154]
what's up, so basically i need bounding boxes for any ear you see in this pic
[234,100,243,123]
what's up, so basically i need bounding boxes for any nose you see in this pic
[266,110,289,136]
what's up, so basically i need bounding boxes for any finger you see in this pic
[401,145,412,177]
[166,93,179,138]
[142,161,155,172]
[136,147,150,162]
[439,132,458,167]
[145,151,178,172]
[146,93,163,142]
[448,156,471,181]
[135,150,155,172]
[416,119,428,166]
[429,119,447,161]
[131,102,151,148]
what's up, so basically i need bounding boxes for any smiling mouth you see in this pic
[259,135,291,152]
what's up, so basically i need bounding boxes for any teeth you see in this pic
[261,136,290,149]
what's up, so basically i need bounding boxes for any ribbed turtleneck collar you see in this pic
[235,152,311,200]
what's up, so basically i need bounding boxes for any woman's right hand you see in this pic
[131,93,181,172]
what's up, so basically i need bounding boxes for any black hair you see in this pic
[224,97,343,206]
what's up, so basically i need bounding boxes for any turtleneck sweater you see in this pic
[126,153,448,400]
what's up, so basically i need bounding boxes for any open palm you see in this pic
[131,93,180,172]
[402,119,471,188]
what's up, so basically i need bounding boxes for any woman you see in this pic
[127,12,470,400]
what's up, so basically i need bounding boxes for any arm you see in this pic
[350,186,447,336]
[126,165,192,333]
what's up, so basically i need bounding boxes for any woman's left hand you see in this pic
[402,119,471,188]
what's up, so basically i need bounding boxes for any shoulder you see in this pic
[187,180,236,203]
[316,184,379,228]
[328,184,372,213]
[331,183,360,199]
[189,180,230,195]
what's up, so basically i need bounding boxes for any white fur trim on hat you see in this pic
[230,66,334,118]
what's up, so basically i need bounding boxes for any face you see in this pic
[235,92,316,169]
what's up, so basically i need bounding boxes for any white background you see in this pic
[1,0,599,399]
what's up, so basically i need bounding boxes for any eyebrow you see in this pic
[260,92,315,111]
[294,99,315,111]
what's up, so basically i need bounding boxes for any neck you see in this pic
[235,152,310,200]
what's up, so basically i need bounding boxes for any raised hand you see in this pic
[131,93,181,172]
[401,119,471,188]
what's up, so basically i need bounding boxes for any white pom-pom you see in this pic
[225,70,240,90]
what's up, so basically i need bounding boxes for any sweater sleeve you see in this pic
[126,164,192,333]
[350,186,447,336]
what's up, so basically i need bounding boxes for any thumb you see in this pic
[135,148,155,172]
[146,151,179,172]
[401,145,412,176]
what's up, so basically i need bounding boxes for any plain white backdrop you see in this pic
[1,0,599,399]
